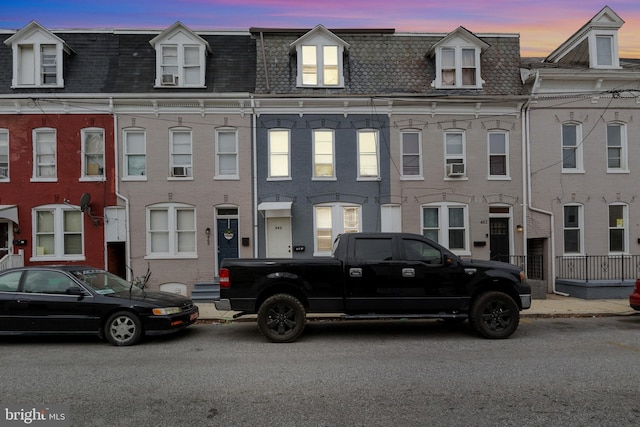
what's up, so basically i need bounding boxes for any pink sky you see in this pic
[2,0,639,57]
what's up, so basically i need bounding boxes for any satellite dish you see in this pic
[80,193,91,212]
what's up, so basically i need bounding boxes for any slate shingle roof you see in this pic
[252,30,523,96]
[0,31,256,95]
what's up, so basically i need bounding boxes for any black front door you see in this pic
[490,218,510,262]
[217,218,239,269]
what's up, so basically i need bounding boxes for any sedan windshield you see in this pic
[72,270,142,295]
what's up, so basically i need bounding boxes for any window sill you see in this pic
[122,176,148,182]
[145,254,198,260]
[30,178,58,183]
[444,176,469,181]
[312,177,337,181]
[606,169,630,174]
[487,176,511,181]
[400,176,424,181]
[267,177,292,181]
[214,176,240,181]
[30,256,86,262]
[167,177,194,181]
[80,177,106,182]
[561,169,585,174]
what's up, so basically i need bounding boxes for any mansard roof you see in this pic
[0,28,255,95]
[251,27,523,96]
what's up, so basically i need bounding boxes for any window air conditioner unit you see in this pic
[162,74,178,85]
[172,166,188,177]
[447,162,465,176]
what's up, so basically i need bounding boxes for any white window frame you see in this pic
[292,26,347,88]
[215,128,239,180]
[313,203,362,256]
[421,203,469,255]
[312,129,335,180]
[561,123,584,173]
[268,129,291,180]
[80,128,105,181]
[444,130,467,179]
[31,204,84,261]
[400,130,422,179]
[32,127,57,182]
[0,129,8,181]
[606,122,628,172]
[487,130,510,179]
[169,128,193,179]
[123,128,147,180]
[435,46,482,89]
[590,32,619,69]
[563,204,583,255]
[146,203,197,259]
[357,129,380,180]
[608,203,627,254]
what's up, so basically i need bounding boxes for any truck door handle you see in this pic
[402,268,415,278]
[349,268,362,278]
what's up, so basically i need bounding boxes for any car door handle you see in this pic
[349,268,363,278]
[402,268,415,278]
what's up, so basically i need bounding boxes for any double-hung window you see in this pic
[123,128,146,179]
[147,203,196,258]
[401,130,421,178]
[0,129,8,181]
[32,128,56,181]
[488,131,509,178]
[562,123,583,172]
[422,203,468,253]
[215,128,238,179]
[81,128,105,180]
[444,131,466,177]
[609,204,627,253]
[33,205,83,260]
[437,46,481,88]
[563,205,582,254]
[312,129,335,179]
[268,129,290,179]
[169,128,193,178]
[606,123,627,172]
[357,130,379,180]
[314,204,361,255]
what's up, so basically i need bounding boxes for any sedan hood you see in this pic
[109,290,191,306]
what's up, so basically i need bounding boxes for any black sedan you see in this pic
[0,265,199,346]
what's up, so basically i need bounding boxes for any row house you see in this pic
[251,25,526,266]
[523,6,640,297]
[0,21,256,294]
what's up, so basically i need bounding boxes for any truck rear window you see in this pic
[354,238,393,261]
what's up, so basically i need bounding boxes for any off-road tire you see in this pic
[105,311,143,346]
[257,294,306,343]
[469,291,520,339]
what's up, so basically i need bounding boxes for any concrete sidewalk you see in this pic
[195,294,637,321]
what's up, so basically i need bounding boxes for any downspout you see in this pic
[260,32,270,93]
[251,96,259,258]
[522,75,564,296]
[112,102,132,280]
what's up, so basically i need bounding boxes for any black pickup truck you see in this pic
[215,232,531,342]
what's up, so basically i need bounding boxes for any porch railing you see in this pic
[0,250,25,271]
[556,255,640,281]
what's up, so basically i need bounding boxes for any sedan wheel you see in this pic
[105,311,143,346]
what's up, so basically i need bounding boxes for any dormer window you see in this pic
[150,22,211,88]
[292,25,349,88]
[429,27,488,90]
[3,21,71,88]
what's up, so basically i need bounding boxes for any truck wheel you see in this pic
[257,294,306,343]
[469,291,519,339]
[105,311,143,346]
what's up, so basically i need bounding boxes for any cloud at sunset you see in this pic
[1,0,639,57]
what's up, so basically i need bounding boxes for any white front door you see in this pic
[266,217,292,258]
